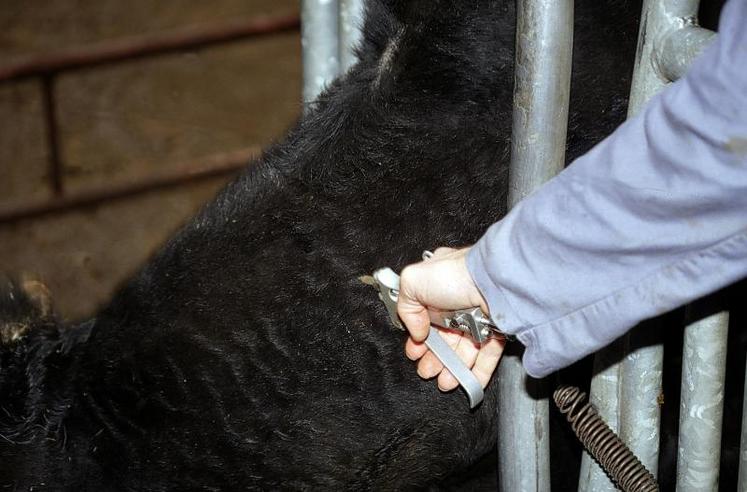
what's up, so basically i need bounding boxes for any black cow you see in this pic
[0,0,640,489]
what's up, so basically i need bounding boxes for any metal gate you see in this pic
[300,0,740,489]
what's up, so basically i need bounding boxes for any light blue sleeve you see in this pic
[467,0,747,378]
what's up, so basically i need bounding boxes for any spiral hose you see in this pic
[553,386,659,492]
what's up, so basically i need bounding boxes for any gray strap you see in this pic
[424,326,484,409]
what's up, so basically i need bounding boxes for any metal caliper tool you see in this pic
[361,254,512,408]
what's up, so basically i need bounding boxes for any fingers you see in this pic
[431,246,457,258]
[472,338,505,388]
[437,334,480,391]
[396,244,502,392]
[411,333,502,391]
[398,251,477,342]
[405,336,428,361]
[397,301,430,342]
[416,350,443,379]
[397,265,430,342]
[415,329,461,379]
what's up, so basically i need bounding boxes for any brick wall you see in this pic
[0,0,302,320]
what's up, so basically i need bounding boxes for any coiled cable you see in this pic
[553,386,659,492]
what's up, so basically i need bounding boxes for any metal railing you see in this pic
[0,13,300,224]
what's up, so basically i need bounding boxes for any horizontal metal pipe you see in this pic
[0,14,300,82]
[676,310,728,491]
[627,0,702,114]
[658,25,715,81]
[0,147,259,224]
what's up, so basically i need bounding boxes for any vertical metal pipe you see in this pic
[507,0,573,203]
[581,2,708,488]
[301,0,340,104]
[618,329,665,478]
[578,341,624,492]
[499,0,573,489]
[738,357,747,490]
[676,311,728,491]
[339,0,365,73]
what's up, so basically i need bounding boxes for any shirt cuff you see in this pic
[466,239,526,334]
[470,230,747,378]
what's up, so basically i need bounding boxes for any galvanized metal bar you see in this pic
[738,357,747,490]
[339,0,365,73]
[578,341,625,492]
[658,25,715,81]
[676,311,728,491]
[301,0,341,103]
[627,0,703,114]
[499,0,573,489]
[618,340,664,477]
[507,0,574,204]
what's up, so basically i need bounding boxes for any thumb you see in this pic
[397,266,431,342]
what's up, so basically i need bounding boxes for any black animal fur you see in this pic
[0,0,641,489]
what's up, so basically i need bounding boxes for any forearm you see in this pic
[468,0,747,377]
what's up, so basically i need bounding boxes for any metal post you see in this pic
[582,2,716,488]
[676,311,728,491]
[339,0,365,73]
[301,0,340,104]
[578,341,625,492]
[617,336,664,479]
[507,0,574,202]
[499,0,573,489]
[738,358,747,491]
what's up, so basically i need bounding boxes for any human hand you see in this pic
[397,247,505,391]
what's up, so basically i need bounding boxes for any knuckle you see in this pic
[433,246,454,256]
[399,264,418,287]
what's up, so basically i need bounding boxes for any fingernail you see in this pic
[438,382,456,392]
